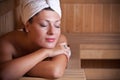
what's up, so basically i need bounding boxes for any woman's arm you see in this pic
[0,34,70,80]
[0,39,66,80]
[26,34,71,79]
[0,41,48,80]
[26,54,67,79]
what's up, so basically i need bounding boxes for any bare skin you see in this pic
[0,10,71,80]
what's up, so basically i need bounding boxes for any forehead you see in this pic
[33,10,61,22]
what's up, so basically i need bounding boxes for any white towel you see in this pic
[19,0,62,25]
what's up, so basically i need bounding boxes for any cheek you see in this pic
[34,28,47,36]
[55,31,61,42]
[30,29,46,42]
[55,29,61,34]
[57,32,61,37]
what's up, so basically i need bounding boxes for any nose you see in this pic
[47,25,54,35]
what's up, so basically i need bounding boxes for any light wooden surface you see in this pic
[61,0,120,33]
[80,44,120,59]
[80,50,120,59]
[20,69,86,80]
[61,0,120,3]
[79,43,120,80]
[85,69,120,80]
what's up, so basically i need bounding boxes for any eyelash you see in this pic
[39,23,60,28]
[40,24,48,27]
[55,25,60,28]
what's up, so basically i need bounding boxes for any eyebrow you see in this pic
[44,19,61,23]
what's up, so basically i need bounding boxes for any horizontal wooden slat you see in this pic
[80,43,120,59]
[65,33,120,44]
[61,0,120,4]
[63,69,86,78]
[80,44,120,50]
[80,50,120,59]
[20,77,86,80]
[85,69,120,80]
[20,69,86,80]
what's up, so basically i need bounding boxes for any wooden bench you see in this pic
[80,44,120,80]
[84,69,120,80]
[80,44,120,59]
[20,69,86,80]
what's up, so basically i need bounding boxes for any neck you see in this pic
[20,32,42,53]
[25,39,42,53]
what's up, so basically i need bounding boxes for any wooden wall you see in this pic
[61,0,120,79]
[1,0,119,34]
[61,0,120,33]
[0,0,120,34]
[0,0,15,36]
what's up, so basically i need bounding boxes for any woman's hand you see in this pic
[60,43,71,60]
[47,42,71,60]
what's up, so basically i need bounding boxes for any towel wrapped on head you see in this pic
[19,0,62,25]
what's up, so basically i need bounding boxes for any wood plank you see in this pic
[73,4,84,33]
[83,4,93,33]
[20,77,86,80]
[20,69,86,80]
[61,0,120,4]
[93,4,103,33]
[80,44,120,50]
[80,50,120,59]
[84,69,120,80]
[103,4,111,32]
[63,69,86,78]
[80,44,120,59]
[111,4,120,33]
[65,4,74,33]
[65,33,120,44]
[61,4,67,32]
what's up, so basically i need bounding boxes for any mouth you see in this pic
[45,38,56,42]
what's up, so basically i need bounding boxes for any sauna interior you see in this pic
[0,0,120,80]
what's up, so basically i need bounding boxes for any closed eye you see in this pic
[40,24,47,27]
[39,23,48,27]
[55,25,60,28]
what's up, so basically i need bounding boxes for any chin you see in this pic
[45,43,56,48]
[46,45,55,48]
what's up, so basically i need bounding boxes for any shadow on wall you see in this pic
[0,0,15,36]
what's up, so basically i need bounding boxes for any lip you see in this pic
[46,38,55,42]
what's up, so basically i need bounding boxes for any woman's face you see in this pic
[26,10,61,48]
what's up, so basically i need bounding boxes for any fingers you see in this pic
[47,43,71,59]
[60,43,71,60]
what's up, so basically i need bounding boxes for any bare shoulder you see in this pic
[0,30,25,44]
[0,31,19,44]
[0,31,16,41]
[0,32,14,46]
[0,31,17,63]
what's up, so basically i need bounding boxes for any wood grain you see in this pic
[61,2,120,33]
[80,44,120,59]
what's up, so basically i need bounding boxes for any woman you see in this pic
[0,0,71,80]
